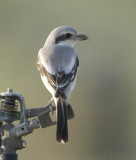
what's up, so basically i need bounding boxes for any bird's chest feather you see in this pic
[43,46,77,74]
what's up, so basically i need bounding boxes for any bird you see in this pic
[37,26,88,144]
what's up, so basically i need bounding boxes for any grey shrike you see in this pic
[37,26,88,143]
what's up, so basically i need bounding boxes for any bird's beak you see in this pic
[74,34,88,41]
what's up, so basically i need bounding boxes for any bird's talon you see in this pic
[49,106,54,115]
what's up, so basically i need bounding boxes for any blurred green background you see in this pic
[0,0,136,160]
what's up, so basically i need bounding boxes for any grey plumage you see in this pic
[37,26,88,143]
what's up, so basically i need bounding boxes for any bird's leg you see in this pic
[47,97,54,106]
[47,97,54,115]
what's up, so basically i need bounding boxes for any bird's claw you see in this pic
[47,97,54,115]
[49,106,54,115]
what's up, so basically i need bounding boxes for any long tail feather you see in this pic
[56,97,68,143]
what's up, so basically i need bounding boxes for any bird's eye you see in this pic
[65,33,72,38]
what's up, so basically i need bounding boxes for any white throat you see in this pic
[56,40,76,47]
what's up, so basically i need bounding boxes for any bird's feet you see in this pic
[47,97,54,115]
[49,106,54,115]
[47,97,54,106]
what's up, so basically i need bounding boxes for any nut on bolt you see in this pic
[7,88,13,93]
[0,148,3,154]
[22,140,26,148]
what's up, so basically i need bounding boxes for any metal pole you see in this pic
[0,122,26,160]
[0,154,17,160]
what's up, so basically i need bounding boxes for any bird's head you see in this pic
[44,26,88,47]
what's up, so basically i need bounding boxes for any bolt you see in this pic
[22,140,26,148]
[0,148,3,154]
[7,88,13,93]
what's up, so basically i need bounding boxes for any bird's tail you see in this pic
[56,97,68,144]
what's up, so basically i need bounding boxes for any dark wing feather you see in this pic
[37,56,79,99]
[37,56,57,86]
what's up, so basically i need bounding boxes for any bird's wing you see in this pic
[37,55,79,98]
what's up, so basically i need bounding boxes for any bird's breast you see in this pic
[41,45,77,75]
